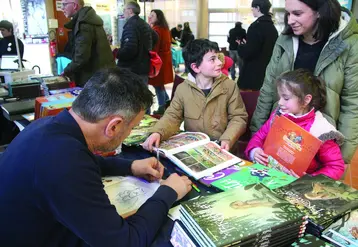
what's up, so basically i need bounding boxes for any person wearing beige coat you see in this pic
[147,73,248,150]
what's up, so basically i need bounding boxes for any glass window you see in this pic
[208,0,237,9]
[209,23,235,35]
[209,13,238,22]
[138,0,198,38]
[208,36,229,48]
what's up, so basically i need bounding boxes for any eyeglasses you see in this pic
[61,2,75,8]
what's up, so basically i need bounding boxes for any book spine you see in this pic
[220,216,308,247]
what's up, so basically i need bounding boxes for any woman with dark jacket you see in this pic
[180,22,194,48]
[148,9,174,114]
[237,0,278,90]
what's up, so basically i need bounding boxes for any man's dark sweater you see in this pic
[0,110,177,247]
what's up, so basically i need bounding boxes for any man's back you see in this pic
[0,111,125,247]
[116,15,153,76]
[170,27,182,41]
[228,27,246,50]
[0,114,83,246]
[63,7,114,86]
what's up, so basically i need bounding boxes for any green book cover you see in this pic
[123,115,158,146]
[180,184,305,247]
[211,163,297,190]
[273,175,358,227]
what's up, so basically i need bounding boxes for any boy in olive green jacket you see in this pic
[143,39,248,152]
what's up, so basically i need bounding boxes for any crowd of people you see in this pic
[1,0,358,246]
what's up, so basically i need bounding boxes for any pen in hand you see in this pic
[156,148,160,169]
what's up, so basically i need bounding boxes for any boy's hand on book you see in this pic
[131,157,164,182]
[220,141,230,151]
[142,133,161,152]
[253,148,268,165]
[161,173,192,201]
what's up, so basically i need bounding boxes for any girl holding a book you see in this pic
[245,69,345,180]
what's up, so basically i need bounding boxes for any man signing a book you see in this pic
[0,68,192,247]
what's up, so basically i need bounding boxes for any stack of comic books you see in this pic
[122,115,159,146]
[322,208,358,246]
[34,93,76,119]
[176,184,308,247]
[273,175,358,237]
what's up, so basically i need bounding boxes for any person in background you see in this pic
[170,24,183,44]
[143,39,248,152]
[246,69,345,180]
[250,0,358,165]
[0,68,192,247]
[218,52,234,77]
[180,22,194,48]
[227,22,246,80]
[117,1,157,85]
[180,22,195,75]
[148,9,174,115]
[61,0,114,87]
[237,0,278,91]
[0,20,24,60]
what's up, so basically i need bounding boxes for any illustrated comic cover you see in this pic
[263,116,322,177]
[180,183,305,246]
[210,163,297,190]
[322,209,358,246]
[273,175,358,227]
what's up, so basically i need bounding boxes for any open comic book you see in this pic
[102,176,160,218]
[156,132,242,180]
[263,116,322,177]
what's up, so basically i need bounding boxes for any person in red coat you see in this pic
[148,9,174,114]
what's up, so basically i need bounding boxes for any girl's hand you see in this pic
[253,148,268,165]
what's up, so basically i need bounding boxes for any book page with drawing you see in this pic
[263,116,322,177]
[102,176,160,218]
[156,132,242,180]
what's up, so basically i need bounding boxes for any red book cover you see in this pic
[263,116,322,177]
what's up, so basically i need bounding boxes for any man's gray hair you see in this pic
[126,1,141,15]
[72,68,153,123]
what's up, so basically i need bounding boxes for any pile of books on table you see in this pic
[34,87,82,119]
[174,184,308,247]
[273,175,358,239]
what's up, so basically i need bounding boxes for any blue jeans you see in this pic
[154,86,169,107]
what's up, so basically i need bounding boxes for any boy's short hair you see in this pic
[182,39,219,77]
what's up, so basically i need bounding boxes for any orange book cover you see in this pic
[263,116,322,177]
